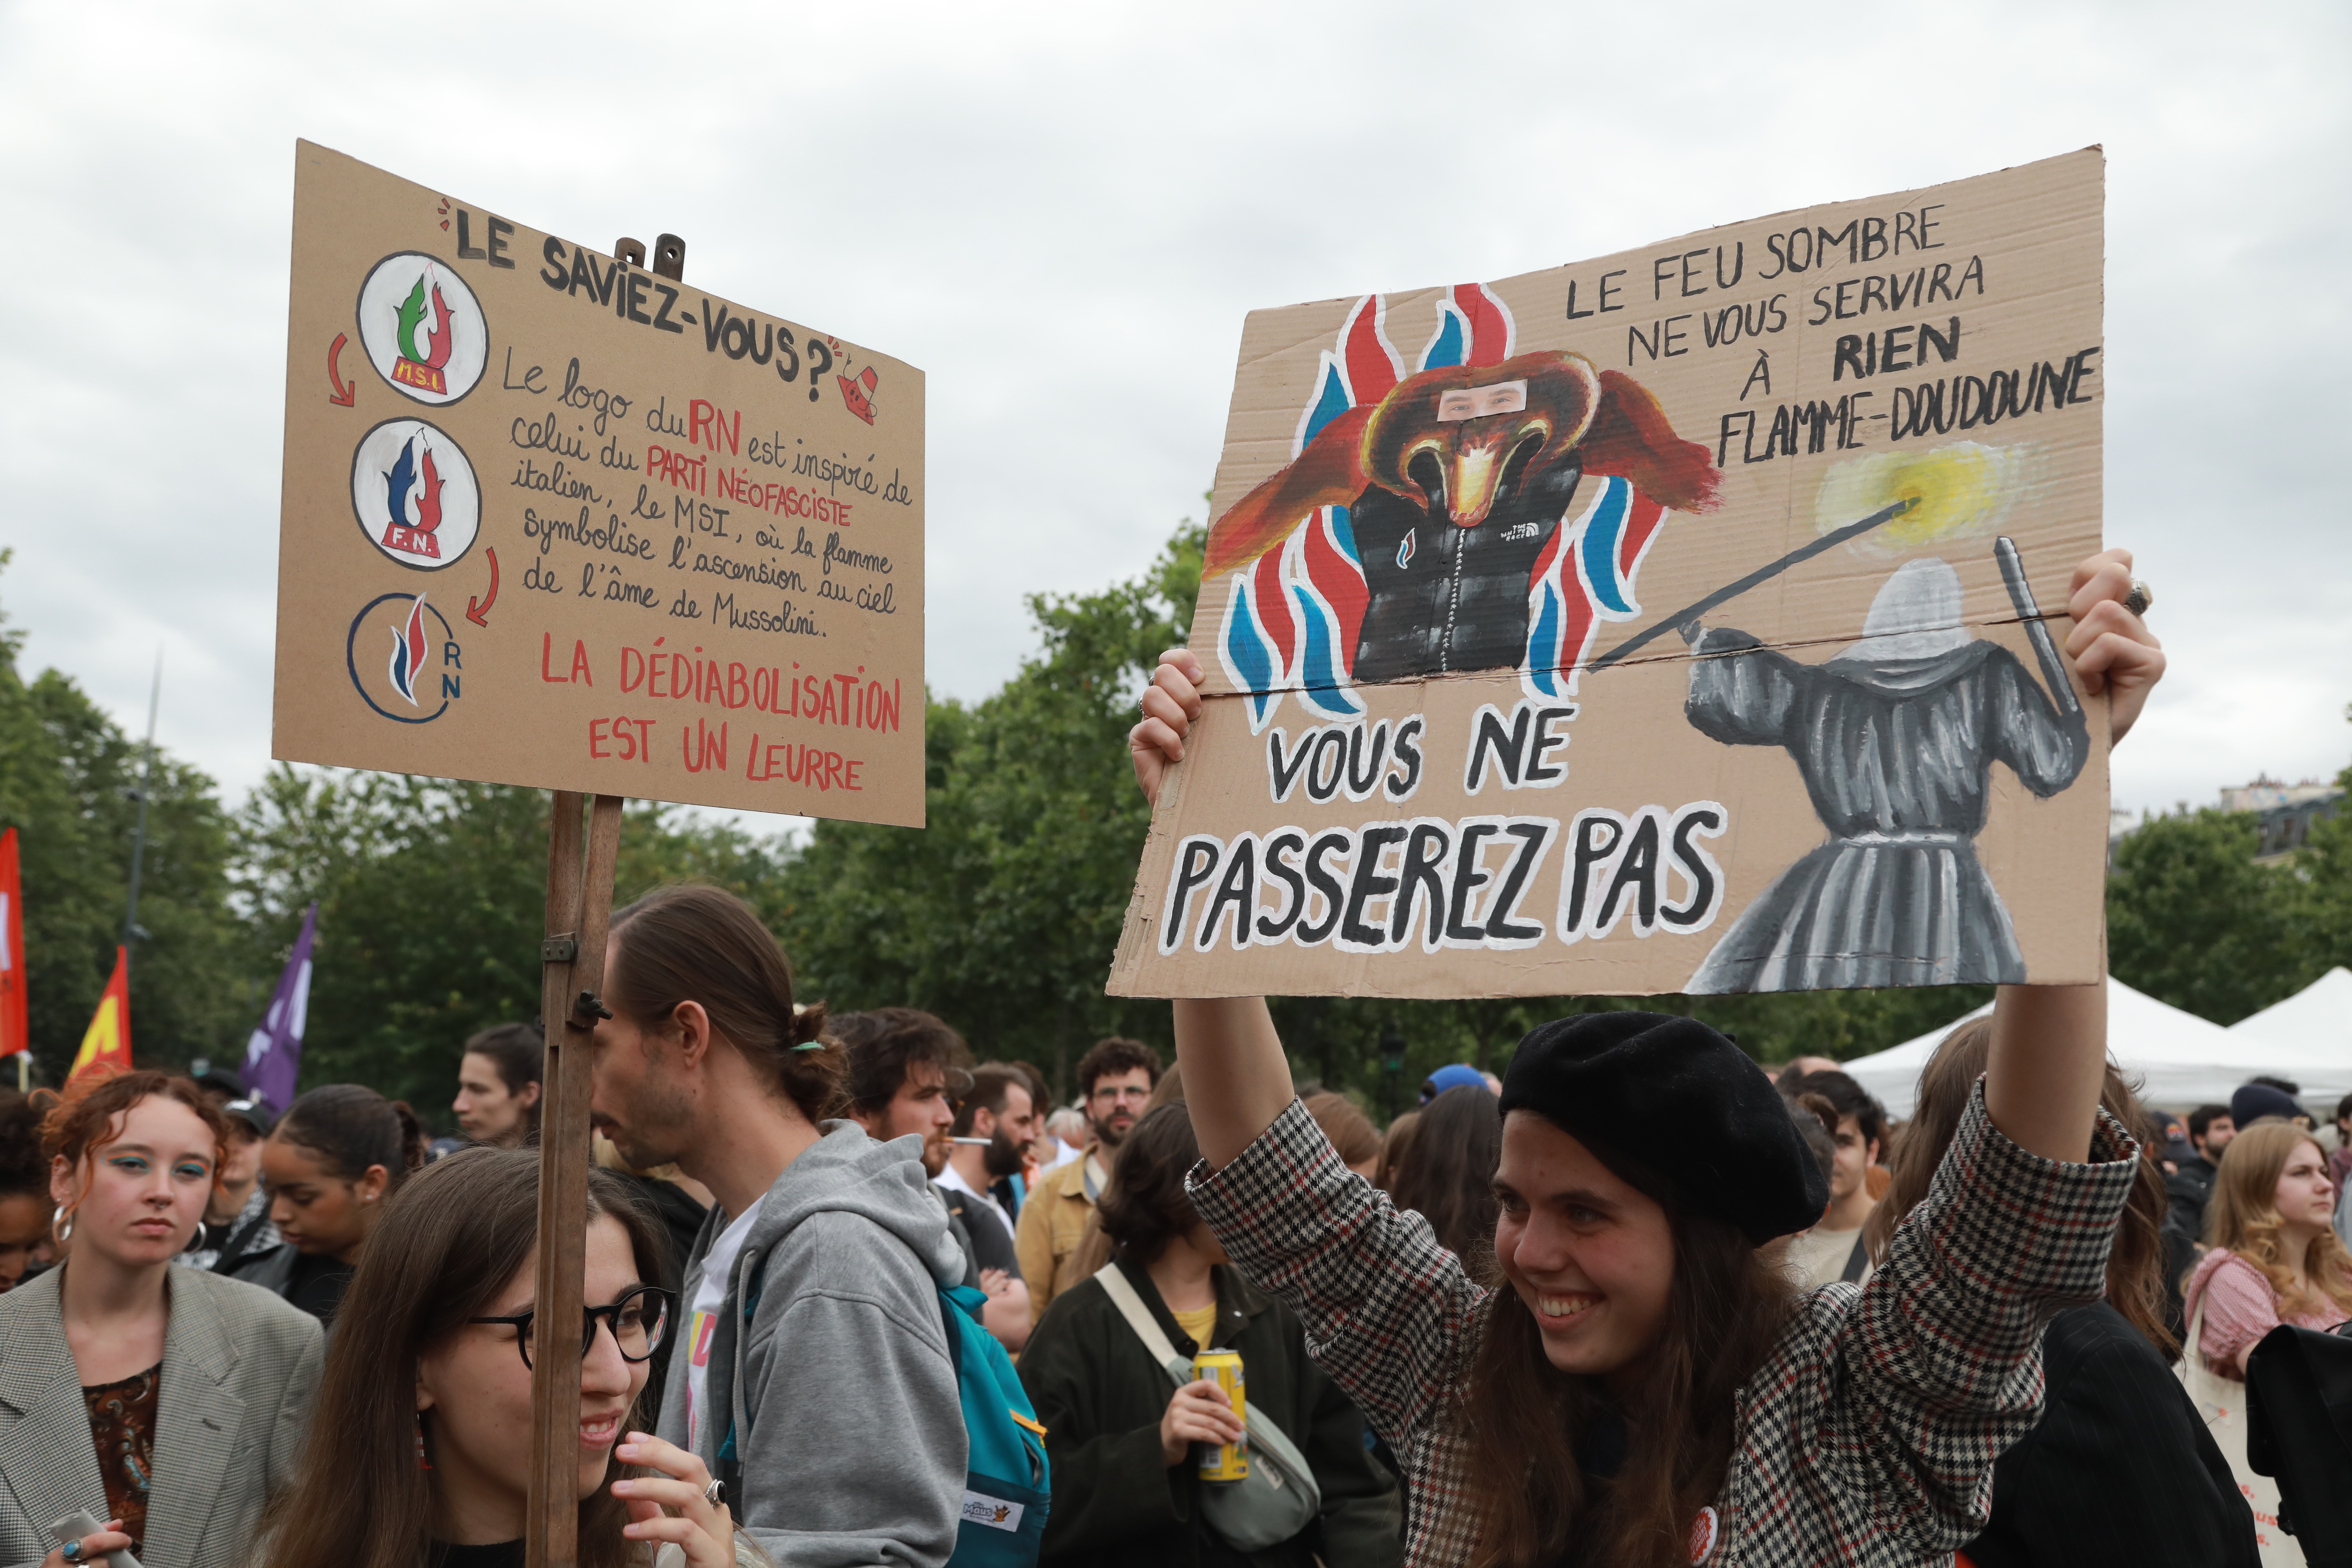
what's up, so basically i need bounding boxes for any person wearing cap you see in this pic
[178,1092,281,1274]
[1125,544,2166,1568]
[2229,1078,2306,1133]
[1419,1063,1486,1106]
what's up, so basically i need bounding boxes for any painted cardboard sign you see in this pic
[273,142,925,825]
[1110,150,2108,999]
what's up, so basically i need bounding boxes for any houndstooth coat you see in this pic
[0,1265,321,1568]
[1188,1082,2137,1568]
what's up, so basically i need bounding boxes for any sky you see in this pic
[1,0,2347,830]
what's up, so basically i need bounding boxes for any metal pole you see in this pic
[121,651,162,970]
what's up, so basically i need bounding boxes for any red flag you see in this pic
[69,946,131,1084]
[0,828,24,1065]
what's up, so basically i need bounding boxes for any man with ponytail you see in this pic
[587,884,969,1567]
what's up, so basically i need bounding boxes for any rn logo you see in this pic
[356,252,489,404]
[347,592,463,723]
[349,418,482,570]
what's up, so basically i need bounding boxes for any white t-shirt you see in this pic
[685,1198,764,1454]
[1786,1223,1873,1291]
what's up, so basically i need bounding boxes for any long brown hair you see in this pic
[1868,1018,2177,1356]
[1389,1084,1503,1272]
[1456,1131,1798,1568]
[608,884,843,1124]
[259,1148,668,1568]
[2204,1121,2352,1320]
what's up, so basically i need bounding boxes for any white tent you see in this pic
[1839,976,2352,1118]
[2225,967,2352,1110]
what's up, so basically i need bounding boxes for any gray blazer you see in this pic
[0,1265,322,1568]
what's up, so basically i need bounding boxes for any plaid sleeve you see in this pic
[1823,1076,2141,1544]
[1187,1098,1487,1445]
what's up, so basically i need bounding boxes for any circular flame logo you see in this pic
[346,592,461,724]
[356,252,489,405]
[349,418,482,570]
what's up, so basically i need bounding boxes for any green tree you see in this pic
[771,524,1206,1093]
[238,770,792,1112]
[2107,806,2307,1024]
[0,556,249,1074]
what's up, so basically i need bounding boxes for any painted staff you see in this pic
[1588,496,1919,672]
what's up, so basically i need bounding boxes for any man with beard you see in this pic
[1017,1037,1162,1314]
[837,1009,1032,1350]
[940,1063,1038,1271]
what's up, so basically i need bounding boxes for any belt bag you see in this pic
[1093,1264,1321,1553]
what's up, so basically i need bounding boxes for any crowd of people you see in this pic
[2,545,2350,1566]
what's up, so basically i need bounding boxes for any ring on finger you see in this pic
[2123,578,2153,618]
[703,1476,724,1506]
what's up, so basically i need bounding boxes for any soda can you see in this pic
[1191,1349,1248,1480]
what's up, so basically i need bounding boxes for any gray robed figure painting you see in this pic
[1681,556,2090,994]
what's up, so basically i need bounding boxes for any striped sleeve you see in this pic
[1186,1098,1487,1444]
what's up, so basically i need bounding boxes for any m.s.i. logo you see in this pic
[356,252,488,405]
[349,419,482,569]
[346,592,462,723]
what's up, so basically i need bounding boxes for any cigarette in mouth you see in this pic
[949,1137,992,1146]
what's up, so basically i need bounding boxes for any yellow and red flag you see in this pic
[0,828,25,1068]
[69,946,131,1084]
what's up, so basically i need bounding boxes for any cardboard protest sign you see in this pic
[273,142,924,825]
[1110,150,2108,999]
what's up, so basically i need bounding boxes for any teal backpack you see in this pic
[717,1274,1049,1566]
[938,1283,1050,1565]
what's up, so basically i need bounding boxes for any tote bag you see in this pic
[2178,1292,2306,1566]
[1093,1264,1321,1553]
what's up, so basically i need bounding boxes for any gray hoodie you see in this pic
[657,1121,969,1567]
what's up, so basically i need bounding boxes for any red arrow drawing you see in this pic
[327,333,356,407]
[466,547,499,627]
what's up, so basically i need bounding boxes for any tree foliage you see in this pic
[0,556,249,1070]
[6,535,2352,1117]
[770,524,1206,1092]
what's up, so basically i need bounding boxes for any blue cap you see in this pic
[1421,1063,1488,1105]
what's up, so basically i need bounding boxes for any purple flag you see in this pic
[242,904,316,1114]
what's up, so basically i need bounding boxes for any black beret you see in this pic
[1499,1011,1827,1245]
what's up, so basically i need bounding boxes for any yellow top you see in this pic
[1170,1302,1220,1351]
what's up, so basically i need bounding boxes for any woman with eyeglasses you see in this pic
[259,1146,763,1568]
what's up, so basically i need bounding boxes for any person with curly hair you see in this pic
[0,1087,56,1290]
[0,1071,321,1568]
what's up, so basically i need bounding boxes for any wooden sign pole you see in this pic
[527,789,623,1568]
[525,223,686,1568]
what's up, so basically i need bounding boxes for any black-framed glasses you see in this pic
[468,1284,674,1371]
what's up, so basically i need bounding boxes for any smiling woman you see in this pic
[1129,545,2171,1568]
[257,1147,763,1568]
[0,1071,323,1568]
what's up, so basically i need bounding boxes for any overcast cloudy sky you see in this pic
[1,0,2345,828]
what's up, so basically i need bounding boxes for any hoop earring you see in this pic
[51,1209,72,1247]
